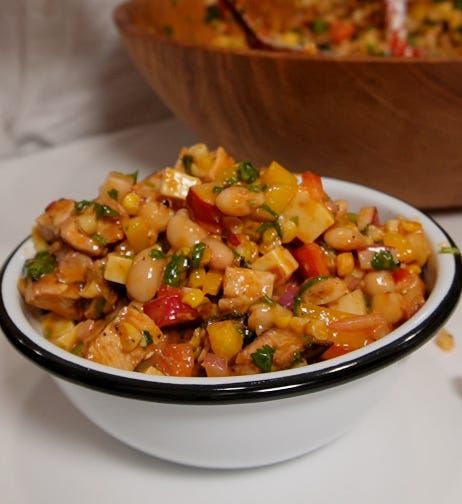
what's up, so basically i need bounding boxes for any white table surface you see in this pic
[1,119,461,504]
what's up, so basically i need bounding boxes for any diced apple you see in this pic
[100,171,134,201]
[104,254,133,284]
[176,144,214,179]
[223,267,274,300]
[330,289,367,316]
[357,206,379,231]
[282,187,335,243]
[186,183,222,225]
[251,246,298,284]
[160,168,200,200]
[41,313,77,351]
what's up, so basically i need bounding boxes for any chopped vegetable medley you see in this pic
[18,144,433,377]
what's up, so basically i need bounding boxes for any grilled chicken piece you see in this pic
[235,328,305,372]
[86,304,162,371]
[19,274,83,320]
[36,199,75,243]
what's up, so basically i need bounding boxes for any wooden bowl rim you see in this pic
[114,0,462,65]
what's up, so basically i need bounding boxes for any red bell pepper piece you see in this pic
[301,171,328,201]
[144,291,199,328]
[292,243,330,279]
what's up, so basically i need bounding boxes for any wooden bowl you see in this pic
[114,0,462,209]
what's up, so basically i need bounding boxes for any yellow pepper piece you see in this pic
[182,289,206,308]
[261,161,298,186]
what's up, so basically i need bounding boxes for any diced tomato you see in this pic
[144,293,199,327]
[329,21,355,45]
[151,343,195,377]
[392,267,412,285]
[292,243,330,279]
[227,233,241,247]
[321,343,353,361]
[301,171,327,202]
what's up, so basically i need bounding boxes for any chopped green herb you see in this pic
[237,161,259,184]
[347,212,358,223]
[293,275,330,315]
[75,200,92,213]
[260,294,276,306]
[191,242,206,269]
[141,330,153,347]
[149,248,165,260]
[223,175,239,187]
[71,342,84,356]
[91,233,107,246]
[205,4,222,24]
[242,325,256,346]
[23,251,56,281]
[247,184,264,193]
[127,170,138,184]
[312,19,329,34]
[182,154,194,174]
[251,345,275,373]
[164,254,190,287]
[107,189,119,200]
[261,204,279,219]
[257,221,283,239]
[439,246,460,255]
[371,250,400,270]
[94,203,119,219]
[212,185,224,193]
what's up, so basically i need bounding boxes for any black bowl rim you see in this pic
[1,219,460,405]
[114,0,462,65]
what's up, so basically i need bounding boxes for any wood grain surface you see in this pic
[115,0,462,209]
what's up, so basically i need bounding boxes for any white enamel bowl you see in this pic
[0,178,460,469]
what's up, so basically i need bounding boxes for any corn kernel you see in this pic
[399,219,422,233]
[203,271,223,296]
[274,315,292,329]
[336,252,355,277]
[119,322,142,352]
[207,320,243,359]
[407,263,422,275]
[122,191,141,215]
[77,214,97,235]
[435,328,454,352]
[289,317,307,334]
[182,288,206,308]
[189,268,206,288]
[304,319,329,341]
[125,216,157,253]
[280,218,298,243]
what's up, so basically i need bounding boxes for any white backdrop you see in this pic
[0,0,171,160]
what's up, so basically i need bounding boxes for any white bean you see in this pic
[126,249,166,302]
[204,237,234,270]
[166,209,207,249]
[363,271,395,296]
[215,187,264,217]
[139,201,171,232]
[324,225,368,251]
